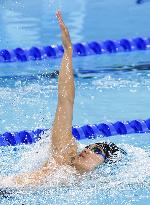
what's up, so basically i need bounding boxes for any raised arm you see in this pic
[0,11,78,189]
[51,11,77,165]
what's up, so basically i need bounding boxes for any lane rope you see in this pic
[0,118,150,146]
[136,0,150,4]
[0,37,150,63]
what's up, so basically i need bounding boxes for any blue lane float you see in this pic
[0,118,150,146]
[1,37,150,63]
[136,0,144,3]
[136,0,149,4]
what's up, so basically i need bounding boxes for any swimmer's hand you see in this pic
[56,10,72,52]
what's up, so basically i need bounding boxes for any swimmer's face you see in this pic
[73,144,105,173]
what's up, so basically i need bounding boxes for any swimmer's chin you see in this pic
[72,156,98,174]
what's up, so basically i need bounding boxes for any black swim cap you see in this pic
[94,142,127,163]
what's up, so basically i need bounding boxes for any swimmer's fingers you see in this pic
[56,10,72,51]
[56,10,66,31]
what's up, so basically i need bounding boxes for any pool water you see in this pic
[0,0,150,205]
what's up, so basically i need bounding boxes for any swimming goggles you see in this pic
[85,146,106,160]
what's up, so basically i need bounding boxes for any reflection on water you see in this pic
[0,68,150,132]
[0,0,150,76]
[0,0,150,49]
[0,0,86,48]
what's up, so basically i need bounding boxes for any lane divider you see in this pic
[136,0,149,4]
[0,118,150,146]
[0,37,150,63]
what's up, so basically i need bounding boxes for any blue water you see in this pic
[0,0,150,205]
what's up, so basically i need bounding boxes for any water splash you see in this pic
[0,139,150,205]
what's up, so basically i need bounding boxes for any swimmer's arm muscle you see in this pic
[51,11,77,165]
[0,164,53,187]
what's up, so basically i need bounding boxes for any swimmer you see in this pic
[0,10,126,188]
